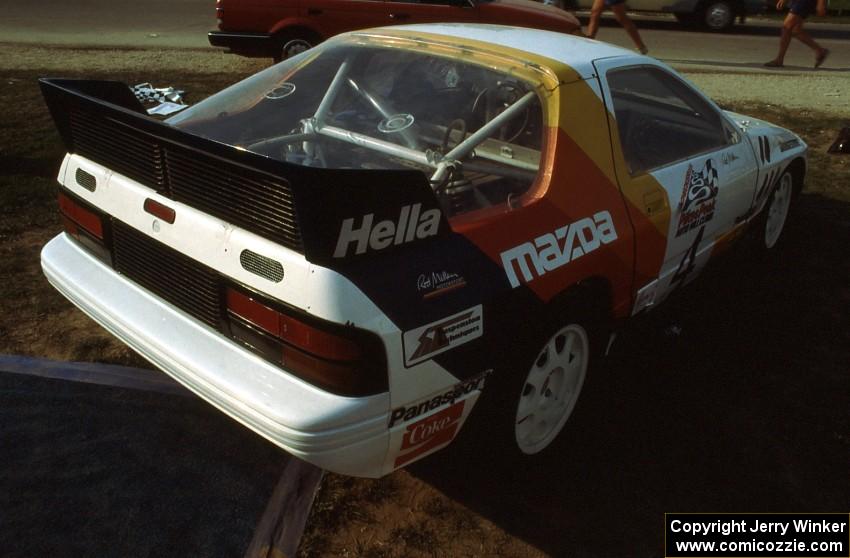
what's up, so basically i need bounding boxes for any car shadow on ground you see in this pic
[410,192,850,557]
[0,373,289,557]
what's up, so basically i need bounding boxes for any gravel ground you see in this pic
[683,70,849,118]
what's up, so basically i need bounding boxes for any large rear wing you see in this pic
[39,78,448,265]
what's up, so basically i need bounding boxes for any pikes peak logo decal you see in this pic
[500,210,618,288]
[333,203,441,258]
[676,159,719,237]
[402,305,483,367]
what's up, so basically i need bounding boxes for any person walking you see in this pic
[587,0,648,54]
[765,0,829,67]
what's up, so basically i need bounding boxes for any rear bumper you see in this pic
[208,31,275,56]
[42,233,392,478]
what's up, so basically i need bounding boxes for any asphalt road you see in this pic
[1,0,848,72]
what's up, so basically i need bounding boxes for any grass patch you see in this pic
[0,48,262,361]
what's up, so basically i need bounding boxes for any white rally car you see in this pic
[40,24,806,477]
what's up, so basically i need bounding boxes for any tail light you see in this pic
[225,287,387,396]
[59,191,104,239]
[58,190,111,263]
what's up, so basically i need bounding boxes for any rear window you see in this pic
[169,40,545,218]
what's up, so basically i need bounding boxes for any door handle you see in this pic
[643,190,666,215]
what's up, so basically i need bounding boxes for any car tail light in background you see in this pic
[58,190,112,263]
[225,287,387,396]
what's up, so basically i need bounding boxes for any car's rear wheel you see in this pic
[701,0,735,31]
[273,31,318,63]
[763,170,794,249]
[514,323,590,455]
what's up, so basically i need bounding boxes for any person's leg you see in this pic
[765,12,801,66]
[587,0,606,39]
[610,3,648,53]
[793,21,826,56]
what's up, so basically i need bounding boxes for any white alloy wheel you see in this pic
[764,172,793,249]
[514,323,589,455]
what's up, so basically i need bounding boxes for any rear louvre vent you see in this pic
[67,109,302,252]
[240,249,284,283]
[75,168,97,192]
[112,221,222,329]
[70,110,168,194]
[165,148,302,252]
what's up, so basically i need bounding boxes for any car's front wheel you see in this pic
[513,323,590,455]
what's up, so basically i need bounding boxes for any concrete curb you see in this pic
[0,354,192,397]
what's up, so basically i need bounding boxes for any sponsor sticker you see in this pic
[388,370,490,428]
[393,401,465,468]
[417,270,466,300]
[333,203,442,258]
[675,160,719,237]
[402,305,483,367]
[499,210,618,288]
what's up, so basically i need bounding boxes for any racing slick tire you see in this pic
[759,169,795,251]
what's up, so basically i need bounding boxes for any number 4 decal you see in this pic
[672,225,704,286]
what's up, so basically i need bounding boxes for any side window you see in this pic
[607,67,729,175]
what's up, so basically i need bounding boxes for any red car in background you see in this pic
[209,0,582,61]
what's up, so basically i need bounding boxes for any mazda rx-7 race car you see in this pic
[40,24,806,478]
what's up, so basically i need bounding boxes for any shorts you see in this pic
[789,0,816,18]
[604,0,627,7]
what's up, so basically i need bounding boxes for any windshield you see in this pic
[169,39,545,218]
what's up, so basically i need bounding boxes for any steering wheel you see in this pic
[470,80,531,143]
[441,118,467,153]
